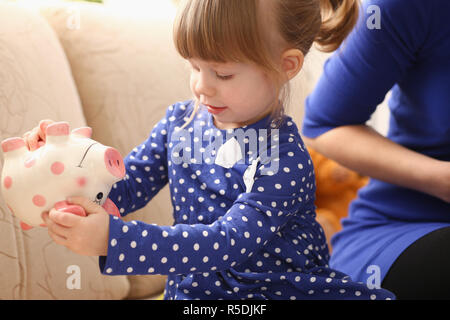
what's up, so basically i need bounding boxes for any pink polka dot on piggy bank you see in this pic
[51,161,64,175]
[32,194,46,207]
[0,122,125,230]
[3,176,12,189]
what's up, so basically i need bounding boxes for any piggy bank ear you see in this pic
[45,122,70,144]
[1,137,27,157]
[71,127,92,138]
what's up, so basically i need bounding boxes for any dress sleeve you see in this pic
[99,134,317,276]
[106,104,175,217]
[301,0,430,138]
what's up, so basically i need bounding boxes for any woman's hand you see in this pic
[23,119,54,151]
[41,196,110,256]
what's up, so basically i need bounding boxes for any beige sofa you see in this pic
[0,1,330,299]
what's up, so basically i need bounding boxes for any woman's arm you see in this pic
[304,125,450,203]
[301,2,450,202]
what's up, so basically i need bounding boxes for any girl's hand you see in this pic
[41,196,110,256]
[23,119,54,151]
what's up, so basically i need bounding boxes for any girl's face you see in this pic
[189,58,278,130]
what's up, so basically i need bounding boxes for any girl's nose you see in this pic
[194,72,215,97]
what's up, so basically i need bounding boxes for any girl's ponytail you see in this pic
[315,0,360,52]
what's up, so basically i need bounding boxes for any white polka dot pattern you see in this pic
[100,101,395,300]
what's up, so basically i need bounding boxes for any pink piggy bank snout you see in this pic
[104,147,125,179]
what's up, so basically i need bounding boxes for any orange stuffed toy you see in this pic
[308,148,369,251]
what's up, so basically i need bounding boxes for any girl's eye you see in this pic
[216,74,233,80]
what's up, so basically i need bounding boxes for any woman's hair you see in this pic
[173,0,360,129]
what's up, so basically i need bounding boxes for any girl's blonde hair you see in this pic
[173,0,360,129]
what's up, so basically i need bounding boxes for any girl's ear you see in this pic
[281,49,304,80]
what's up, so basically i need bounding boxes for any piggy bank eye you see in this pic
[96,192,104,200]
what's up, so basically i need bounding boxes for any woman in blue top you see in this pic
[302,0,450,299]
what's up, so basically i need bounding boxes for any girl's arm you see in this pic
[303,125,450,203]
[99,136,317,276]
[107,104,176,217]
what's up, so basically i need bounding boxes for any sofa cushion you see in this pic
[0,3,129,299]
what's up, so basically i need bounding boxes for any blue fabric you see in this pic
[99,100,394,300]
[302,0,450,284]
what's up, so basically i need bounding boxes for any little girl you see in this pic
[32,0,395,299]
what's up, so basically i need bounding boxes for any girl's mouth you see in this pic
[206,104,228,115]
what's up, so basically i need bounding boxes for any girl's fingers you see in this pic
[28,129,40,151]
[23,131,31,150]
[41,211,49,227]
[49,223,70,240]
[42,211,70,247]
[49,208,80,227]
[48,229,68,246]
[38,120,53,142]
[46,213,71,237]
[22,120,53,151]
[67,196,105,215]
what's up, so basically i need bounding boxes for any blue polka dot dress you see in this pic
[99,100,395,300]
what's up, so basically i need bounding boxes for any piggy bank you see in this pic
[1,122,126,230]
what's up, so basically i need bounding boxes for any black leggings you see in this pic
[382,226,450,300]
